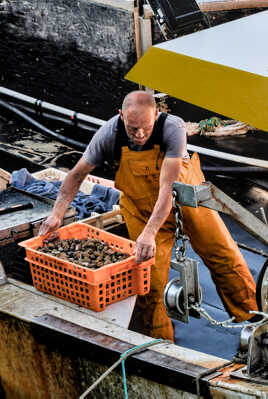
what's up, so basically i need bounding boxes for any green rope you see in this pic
[199,116,222,135]
[120,338,164,399]
[79,338,169,399]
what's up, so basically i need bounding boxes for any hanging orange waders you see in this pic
[115,147,257,341]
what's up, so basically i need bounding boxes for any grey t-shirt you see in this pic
[83,113,187,167]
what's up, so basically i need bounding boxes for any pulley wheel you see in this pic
[163,278,185,315]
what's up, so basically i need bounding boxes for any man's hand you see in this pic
[134,231,156,264]
[38,215,62,236]
[38,157,95,237]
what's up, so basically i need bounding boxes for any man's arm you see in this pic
[39,156,95,235]
[135,157,182,263]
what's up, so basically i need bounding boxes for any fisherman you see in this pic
[39,90,258,341]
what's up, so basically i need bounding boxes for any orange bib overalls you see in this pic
[115,146,257,341]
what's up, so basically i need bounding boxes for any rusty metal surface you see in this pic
[210,363,268,397]
[231,366,268,386]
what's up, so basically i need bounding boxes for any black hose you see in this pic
[202,166,268,174]
[0,99,87,151]
[2,97,267,174]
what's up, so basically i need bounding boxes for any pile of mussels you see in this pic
[37,238,130,269]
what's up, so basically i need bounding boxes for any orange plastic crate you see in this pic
[19,222,152,311]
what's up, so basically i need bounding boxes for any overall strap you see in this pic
[104,113,168,178]
[114,112,168,162]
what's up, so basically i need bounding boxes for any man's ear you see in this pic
[155,108,159,120]
[119,109,124,121]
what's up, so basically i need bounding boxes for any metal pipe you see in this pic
[236,242,268,258]
[0,86,105,129]
[1,86,268,169]
[7,102,98,135]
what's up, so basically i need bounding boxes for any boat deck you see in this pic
[0,109,267,363]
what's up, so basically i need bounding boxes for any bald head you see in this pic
[119,91,158,146]
[122,91,156,113]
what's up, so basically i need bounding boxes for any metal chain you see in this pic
[172,190,189,261]
[190,304,268,329]
[172,191,268,330]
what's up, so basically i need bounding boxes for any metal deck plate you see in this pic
[231,366,268,386]
[0,187,53,231]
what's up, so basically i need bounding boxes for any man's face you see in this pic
[119,106,158,146]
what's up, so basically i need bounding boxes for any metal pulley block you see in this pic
[172,181,268,247]
[163,256,202,323]
[232,320,268,384]
[230,260,268,383]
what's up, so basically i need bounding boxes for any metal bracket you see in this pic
[172,181,268,247]
[231,320,268,384]
[163,257,201,323]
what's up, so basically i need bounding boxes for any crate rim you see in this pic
[19,222,136,249]
[24,249,137,278]
[25,253,153,287]
[18,222,155,281]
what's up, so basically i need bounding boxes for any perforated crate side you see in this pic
[21,222,137,284]
[20,222,153,311]
[28,257,151,311]
[29,260,108,311]
[24,246,136,285]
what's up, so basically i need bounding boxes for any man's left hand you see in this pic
[134,231,156,264]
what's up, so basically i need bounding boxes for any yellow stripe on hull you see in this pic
[125,11,268,132]
[126,46,268,132]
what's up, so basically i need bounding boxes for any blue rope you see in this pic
[120,338,164,398]
[121,358,128,399]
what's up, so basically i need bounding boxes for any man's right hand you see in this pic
[38,157,95,236]
[38,215,62,236]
